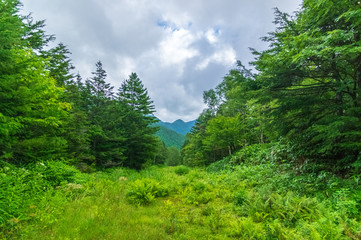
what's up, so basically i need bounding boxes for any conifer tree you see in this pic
[0,0,70,164]
[118,72,155,116]
[117,73,158,169]
[253,0,361,170]
[84,61,127,166]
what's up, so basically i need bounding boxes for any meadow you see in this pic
[1,150,361,239]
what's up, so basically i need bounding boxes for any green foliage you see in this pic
[252,0,361,170]
[206,156,233,172]
[182,62,270,166]
[0,49,70,165]
[126,178,169,206]
[0,0,72,165]
[0,160,83,234]
[174,165,190,175]
[155,125,185,149]
[166,146,182,166]
[41,43,75,87]
[152,137,168,165]
[2,1,361,238]
[117,72,159,169]
[182,181,214,205]
[183,0,361,173]
[203,115,243,156]
[2,163,361,239]
[27,161,81,187]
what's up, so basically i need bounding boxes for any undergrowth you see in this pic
[1,145,361,239]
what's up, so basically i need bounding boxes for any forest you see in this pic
[1,0,361,239]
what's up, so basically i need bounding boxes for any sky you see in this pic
[21,0,302,122]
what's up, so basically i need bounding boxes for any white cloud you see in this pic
[114,56,136,81]
[21,0,302,122]
[158,28,199,69]
[205,29,219,44]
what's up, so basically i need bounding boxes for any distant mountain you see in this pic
[153,118,196,149]
[158,119,196,136]
[155,125,186,149]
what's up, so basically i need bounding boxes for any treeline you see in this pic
[183,0,361,174]
[0,0,165,170]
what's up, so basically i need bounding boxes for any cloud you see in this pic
[158,28,199,69]
[21,0,302,122]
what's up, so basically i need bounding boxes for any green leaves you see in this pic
[183,62,269,166]
[0,49,70,163]
[126,178,169,206]
[252,0,361,169]
[117,73,159,169]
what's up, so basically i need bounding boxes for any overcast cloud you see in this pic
[21,0,302,122]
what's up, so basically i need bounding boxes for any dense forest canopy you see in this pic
[183,0,361,174]
[1,0,360,173]
[0,0,163,169]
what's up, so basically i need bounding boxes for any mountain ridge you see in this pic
[157,119,196,136]
[154,118,196,149]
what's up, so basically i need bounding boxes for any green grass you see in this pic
[2,162,361,239]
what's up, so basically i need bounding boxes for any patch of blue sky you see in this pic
[156,19,193,31]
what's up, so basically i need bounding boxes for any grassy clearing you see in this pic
[1,162,361,239]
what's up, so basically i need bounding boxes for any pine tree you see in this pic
[117,73,158,169]
[118,72,155,115]
[41,43,75,87]
[84,62,127,166]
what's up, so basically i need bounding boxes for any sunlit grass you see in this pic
[21,174,171,240]
[4,165,361,239]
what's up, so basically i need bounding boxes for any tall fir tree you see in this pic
[84,61,127,166]
[117,73,158,169]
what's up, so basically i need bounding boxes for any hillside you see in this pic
[158,119,196,136]
[155,125,186,149]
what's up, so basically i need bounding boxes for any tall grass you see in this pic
[2,158,361,239]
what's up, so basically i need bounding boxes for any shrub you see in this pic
[0,160,84,234]
[174,165,190,175]
[234,190,248,207]
[28,161,81,186]
[181,181,215,205]
[228,218,266,239]
[126,178,169,206]
[207,157,232,172]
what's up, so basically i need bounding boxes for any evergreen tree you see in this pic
[86,61,114,100]
[84,62,126,166]
[63,74,92,163]
[41,43,75,87]
[0,0,70,164]
[118,72,155,116]
[253,0,361,170]
[117,73,158,169]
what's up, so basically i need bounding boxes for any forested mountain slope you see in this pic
[158,119,196,136]
[155,125,186,149]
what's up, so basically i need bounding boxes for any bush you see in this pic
[28,161,81,186]
[207,157,232,172]
[181,180,215,205]
[126,178,169,206]
[174,165,190,175]
[0,160,83,234]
